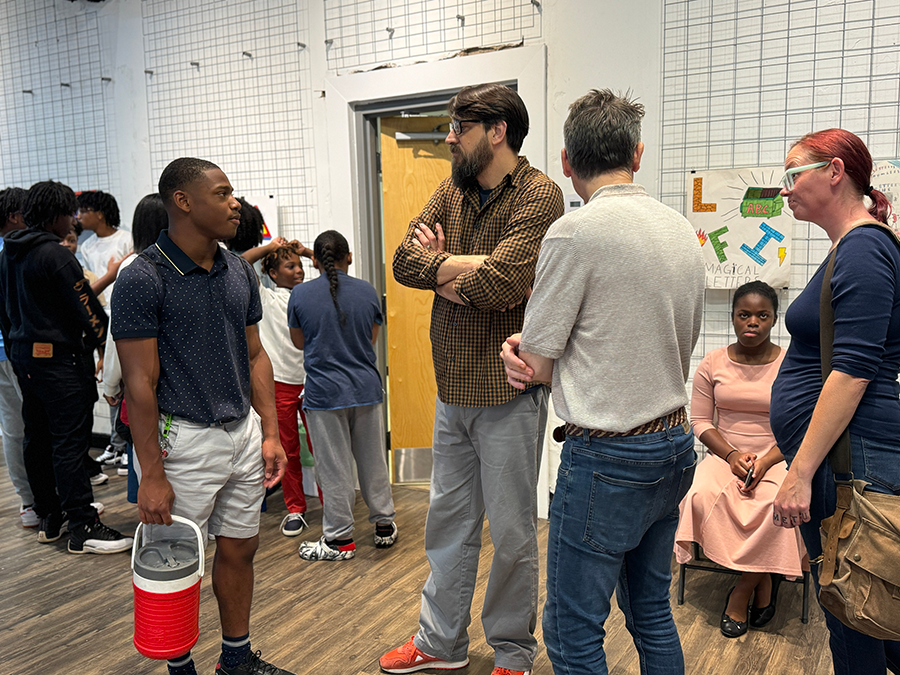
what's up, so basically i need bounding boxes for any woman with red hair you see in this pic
[770,128,900,673]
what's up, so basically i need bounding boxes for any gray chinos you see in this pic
[304,402,395,541]
[414,385,548,672]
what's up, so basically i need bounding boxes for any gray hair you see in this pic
[563,89,644,179]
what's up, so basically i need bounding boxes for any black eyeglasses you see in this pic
[449,119,482,136]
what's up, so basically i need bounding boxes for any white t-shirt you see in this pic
[259,285,306,385]
[102,252,138,398]
[80,229,133,309]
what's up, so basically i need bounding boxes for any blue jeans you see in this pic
[544,421,697,675]
[790,433,900,675]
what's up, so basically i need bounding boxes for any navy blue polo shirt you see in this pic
[110,231,262,424]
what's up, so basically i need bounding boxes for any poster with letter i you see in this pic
[686,168,792,289]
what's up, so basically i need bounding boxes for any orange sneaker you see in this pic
[379,636,469,673]
[491,669,532,675]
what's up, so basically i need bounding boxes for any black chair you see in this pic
[676,542,811,624]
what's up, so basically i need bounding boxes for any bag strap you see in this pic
[818,482,854,586]
[819,246,852,475]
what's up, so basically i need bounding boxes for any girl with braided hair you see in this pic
[287,230,397,561]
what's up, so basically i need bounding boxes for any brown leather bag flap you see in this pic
[843,519,900,589]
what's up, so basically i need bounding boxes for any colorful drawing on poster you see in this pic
[740,222,784,265]
[692,178,717,212]
[686,168,792,289]
[740,187,783,218]
[707,226,729,263]
[871,160,900,231]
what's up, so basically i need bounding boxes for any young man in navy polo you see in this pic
[112,158,293,675]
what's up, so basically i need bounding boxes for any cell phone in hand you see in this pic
[743,465,755,488]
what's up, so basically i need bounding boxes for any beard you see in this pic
[451,134,494,190]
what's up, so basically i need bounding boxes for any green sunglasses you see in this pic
[780,161,829,190]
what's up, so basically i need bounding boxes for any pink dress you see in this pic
[674,346,807,576]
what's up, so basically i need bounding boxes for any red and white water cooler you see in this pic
[132,515,205,660]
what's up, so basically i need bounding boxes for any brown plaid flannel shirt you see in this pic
[392,156,563,407]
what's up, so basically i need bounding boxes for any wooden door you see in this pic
[380,116,451,453]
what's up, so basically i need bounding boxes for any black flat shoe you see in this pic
[721,587,749,638]
[749,573,782,628]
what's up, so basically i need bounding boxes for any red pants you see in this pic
[274,381,321,513]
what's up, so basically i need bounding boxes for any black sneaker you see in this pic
[67,517,133,554]
[215,650,296,675]
[37,511,68,543]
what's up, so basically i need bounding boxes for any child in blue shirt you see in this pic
[288,230,397,560]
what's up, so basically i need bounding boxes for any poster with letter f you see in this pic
[686,168,792,289]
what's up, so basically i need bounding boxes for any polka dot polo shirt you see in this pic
[110,231,262,424]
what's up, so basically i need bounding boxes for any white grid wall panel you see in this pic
[323,0,543,73]
[660,0,900,453]
[0,1,112,191]
[141,0,318,245]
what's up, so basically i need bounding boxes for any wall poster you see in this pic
[687,167,792,289]
[243,193,279,240]
[871,160,900,230]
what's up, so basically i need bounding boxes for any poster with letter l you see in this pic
[686,168,792,289]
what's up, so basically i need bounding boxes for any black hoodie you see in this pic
[0,228,108,355]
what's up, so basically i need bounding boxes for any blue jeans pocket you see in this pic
[584,470,664,555]
[675,450,699,505]
[858,436,900,493]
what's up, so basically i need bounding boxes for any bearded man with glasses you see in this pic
[383,82,563,675]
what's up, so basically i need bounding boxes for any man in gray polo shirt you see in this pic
[113,158,293,675]
[501,90,704,675]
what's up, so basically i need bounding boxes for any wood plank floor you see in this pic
[0,452,833,675]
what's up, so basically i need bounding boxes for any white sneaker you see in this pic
[95,446,117,465]
[89,472,109,486]
[20,505,39,528]
[117,453,128,476]
[298,536,356,561]
[91,502,105,516]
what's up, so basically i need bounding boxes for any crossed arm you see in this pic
[410,222,486,305]
[392,181,557,310]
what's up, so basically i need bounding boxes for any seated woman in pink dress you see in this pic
[674,281,806,638]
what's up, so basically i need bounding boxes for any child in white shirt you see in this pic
[243,232,320,537]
